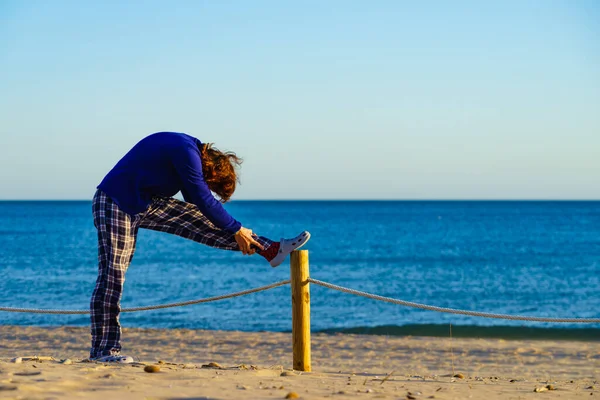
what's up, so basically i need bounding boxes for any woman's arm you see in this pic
[172,142,264,254]
[173,142,242,233]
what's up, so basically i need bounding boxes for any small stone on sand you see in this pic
[280,371,296,376]
[60,359,73,365]
[144,365,161,373]
[285,392,299,399]
[453,373,465,379]
[14,371,42,376]
[202,362,223,369]
[10,357,22,364]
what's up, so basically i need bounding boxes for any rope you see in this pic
[0,280,290,315]
[307,278,600,323]
[1,275,598,323]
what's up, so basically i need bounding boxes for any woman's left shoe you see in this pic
[270,231,311,268]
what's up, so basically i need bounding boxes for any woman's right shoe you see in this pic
[270,231,311,267]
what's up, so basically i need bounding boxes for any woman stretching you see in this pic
[91,131,310,362]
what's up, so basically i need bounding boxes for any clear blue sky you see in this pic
[1,0,598,200]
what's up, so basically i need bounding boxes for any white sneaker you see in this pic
[91,355,134,363]
[270,231,311,268]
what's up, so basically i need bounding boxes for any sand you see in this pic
[0,325,598,399]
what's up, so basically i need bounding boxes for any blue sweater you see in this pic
[97,132,242,233]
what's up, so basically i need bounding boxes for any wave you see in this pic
[316,324,600,341]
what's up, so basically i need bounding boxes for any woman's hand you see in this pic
[234,226,264,255]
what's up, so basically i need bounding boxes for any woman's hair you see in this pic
[199,143,242,203]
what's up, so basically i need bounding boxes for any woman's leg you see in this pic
[90,190,139,359]
[139,197,274,250]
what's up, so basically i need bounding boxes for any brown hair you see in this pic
[199,143,242,203]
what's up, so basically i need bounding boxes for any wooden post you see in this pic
[290,250,311,372]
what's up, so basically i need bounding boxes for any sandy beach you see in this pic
[0,326,597,399]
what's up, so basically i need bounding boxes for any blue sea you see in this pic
[1,201,599,340]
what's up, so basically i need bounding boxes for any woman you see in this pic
[90,131,310,362]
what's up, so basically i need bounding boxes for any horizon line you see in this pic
[1,198,599,202]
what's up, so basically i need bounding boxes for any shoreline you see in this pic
[0,325,598,399]
[3,323,599,341]
[319,324,600,341]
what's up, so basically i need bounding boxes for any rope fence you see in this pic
[1,274,596,323]
[307,278,600,324]
[0,280,290,315]
[1,250,598,371]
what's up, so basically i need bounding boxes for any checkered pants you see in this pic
[90,189,273,358]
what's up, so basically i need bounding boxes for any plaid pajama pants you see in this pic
[90,189,273,358]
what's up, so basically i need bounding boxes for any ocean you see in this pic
[1,200,599,340]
